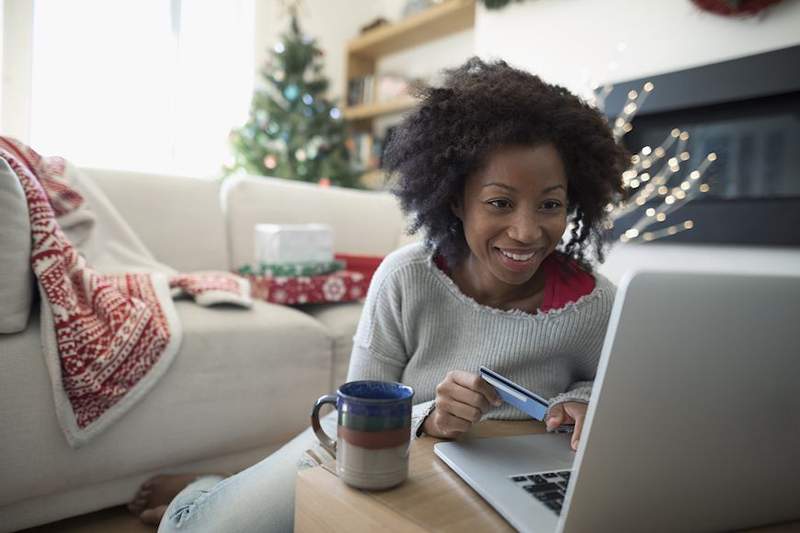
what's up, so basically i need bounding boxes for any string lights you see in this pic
[603,81,717,244]
[612,81,654,142]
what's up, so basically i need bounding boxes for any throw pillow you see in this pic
[0,158,34,333]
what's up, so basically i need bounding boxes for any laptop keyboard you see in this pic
[509,470,572,515]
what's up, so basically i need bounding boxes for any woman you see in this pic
[130,57,628,532]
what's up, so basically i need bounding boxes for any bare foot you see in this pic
[128,474,202,526]
[139,504,168,526]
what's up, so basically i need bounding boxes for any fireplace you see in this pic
[603,45,800,247]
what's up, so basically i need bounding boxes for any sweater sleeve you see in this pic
[345,254,435,439]
[347,254,409,375]
[547,380,593,413]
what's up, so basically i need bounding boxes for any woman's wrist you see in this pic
[422,409,435,436]
[420,404,440,437]
[412,401,438,438]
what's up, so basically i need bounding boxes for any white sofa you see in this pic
[0,168,411,532]
[5,165,799,533]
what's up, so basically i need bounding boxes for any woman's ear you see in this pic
[450,198,463,220]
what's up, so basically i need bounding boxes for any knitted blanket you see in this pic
[0,137,251,447]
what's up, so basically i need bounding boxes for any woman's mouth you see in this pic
[495,247,541,272]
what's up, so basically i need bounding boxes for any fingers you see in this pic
[438,396,484,423]
[450,370,502,407]
[545,403,564,431]
[430,371,504,439]
[450,382,493,414]
[430,407,472,437]
[571,414,584,451]
[564,403,588,451]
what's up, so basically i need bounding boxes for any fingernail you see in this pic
[494,399,502,407]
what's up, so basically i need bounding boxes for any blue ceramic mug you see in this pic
[311,380,414,490]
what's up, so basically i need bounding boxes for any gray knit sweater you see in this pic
[346,242,616,437]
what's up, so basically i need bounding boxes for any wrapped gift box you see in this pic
[334,254,383,284]
[254,224,334,265]
[245,270,369,305]
[238,260,345,278]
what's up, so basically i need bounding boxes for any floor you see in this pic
[20,506,152,533]
[16,505,800,532]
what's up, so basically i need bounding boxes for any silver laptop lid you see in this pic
[561,270,800,533]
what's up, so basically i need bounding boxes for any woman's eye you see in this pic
[542,201,563,210]
[488,199,511,209]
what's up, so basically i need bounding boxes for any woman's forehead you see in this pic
[469,144,567,190]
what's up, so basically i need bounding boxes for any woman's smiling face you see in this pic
[454,143,569,295]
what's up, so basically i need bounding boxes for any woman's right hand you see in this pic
[423,370,502,439]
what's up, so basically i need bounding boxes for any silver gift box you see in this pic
[254,223,334,265]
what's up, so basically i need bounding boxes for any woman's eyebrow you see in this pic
[482,182,516,191]
[482,183,566,193]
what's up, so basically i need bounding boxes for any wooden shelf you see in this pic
[343,0,475,132]
[344,0,476,188]
[348,0,475,60]
[342,96,418,121]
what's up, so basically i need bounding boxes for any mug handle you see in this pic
[311,394,337,456]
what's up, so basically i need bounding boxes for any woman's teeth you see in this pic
[500,250,536,261]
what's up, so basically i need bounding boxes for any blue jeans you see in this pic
[157,412,338,533]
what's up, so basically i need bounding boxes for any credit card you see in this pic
[479,366,549,421]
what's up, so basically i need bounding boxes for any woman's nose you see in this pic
[507,214,543,243]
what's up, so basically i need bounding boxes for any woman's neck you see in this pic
[450,253,548,312]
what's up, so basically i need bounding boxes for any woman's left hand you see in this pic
[545,402,587,451]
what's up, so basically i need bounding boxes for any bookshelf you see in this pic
[342,0,476,130]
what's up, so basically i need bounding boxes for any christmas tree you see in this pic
[226,14,359,188]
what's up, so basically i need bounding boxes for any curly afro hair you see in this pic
[383,57,630,272]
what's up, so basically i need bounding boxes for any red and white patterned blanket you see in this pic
[0,137,251,447]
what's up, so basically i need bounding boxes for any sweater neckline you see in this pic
[425,252,613,321]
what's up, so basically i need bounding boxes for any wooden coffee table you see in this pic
[295,420,799,532]
[296,420,545,532]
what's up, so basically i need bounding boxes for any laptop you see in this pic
[434,270,800,533]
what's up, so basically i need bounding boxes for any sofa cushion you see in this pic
[0,300,332,508]
[81,168,229,272]
[300,302,364,392]
[222,175,405,271]
[0,159,33,333]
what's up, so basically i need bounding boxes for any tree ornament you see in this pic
[480,0,525,9]
[283,84,300,101]
[264,155,278,169]
[691,0,782,15]
[255,110,268,127]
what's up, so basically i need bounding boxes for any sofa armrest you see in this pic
[223,176,406,270]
